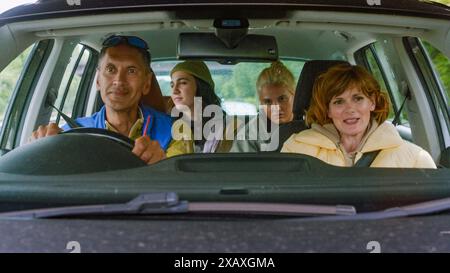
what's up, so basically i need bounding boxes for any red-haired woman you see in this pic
[281,64,436,168]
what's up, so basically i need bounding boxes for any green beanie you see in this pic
[170,61,215,90]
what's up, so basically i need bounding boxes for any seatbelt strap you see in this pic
[392,86,411,126]
[354,150,381,167]
[48,103,80,129]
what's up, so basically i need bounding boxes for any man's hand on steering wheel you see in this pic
[132,136,166,165]
[29,123,166,165]
[29,123,62,142]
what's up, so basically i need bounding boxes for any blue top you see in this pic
[62,105,173,150]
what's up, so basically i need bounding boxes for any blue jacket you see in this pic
[62,105,173,150]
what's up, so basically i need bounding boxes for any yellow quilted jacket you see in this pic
[166,117,241,157]
[281,122,436,168]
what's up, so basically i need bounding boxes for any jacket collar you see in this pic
[297,124,337,150]
[361,122,403,152]
[296,120,403,152]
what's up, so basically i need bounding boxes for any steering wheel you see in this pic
[0,127,146,175]
[60,127,135,150]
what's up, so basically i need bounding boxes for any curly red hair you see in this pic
[305,64,389,126]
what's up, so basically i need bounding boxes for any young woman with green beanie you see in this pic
[168,60,236,154]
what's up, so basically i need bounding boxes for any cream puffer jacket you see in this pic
[281,122,437,168]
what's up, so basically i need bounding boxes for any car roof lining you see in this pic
[14,10,445,33]
[2,10,448,60]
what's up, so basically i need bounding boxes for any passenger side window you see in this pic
[359,42,409,126]
[0,45,34,130]
[406,37,450,137]
[421,40,450,127]
[421,41,450,103]
[363,48,393,117]
[50,44,94,127]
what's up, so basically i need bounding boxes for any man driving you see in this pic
[30,35,185,164]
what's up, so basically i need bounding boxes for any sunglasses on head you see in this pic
[102,35,149,50]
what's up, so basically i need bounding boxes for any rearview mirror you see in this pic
[177,33,278,64]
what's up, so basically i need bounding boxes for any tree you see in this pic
[0,47,33,123]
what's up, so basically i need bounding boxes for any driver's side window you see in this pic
[0,46,34,130]
[48,44,98,127]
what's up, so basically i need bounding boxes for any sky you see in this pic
[0,0,37,14]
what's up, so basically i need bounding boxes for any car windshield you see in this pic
[0,0,449,217]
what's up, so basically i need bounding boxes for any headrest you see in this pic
[140,71,168,113]
[293,60,349,120]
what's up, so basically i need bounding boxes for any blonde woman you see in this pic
[231,61,296,152]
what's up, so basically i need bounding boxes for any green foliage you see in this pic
[213,63,267,105]
[423,41,450,103]
[213,61,303,106]
[434,0,450,5]
[0,46,33,123]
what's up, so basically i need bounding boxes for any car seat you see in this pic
[275,60,349,151]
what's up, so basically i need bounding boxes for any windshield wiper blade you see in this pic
[187,202,356,216]
[0,192,188,219]
[0,192,356,219]
[382,197,450,217]
[311,197,450,221]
